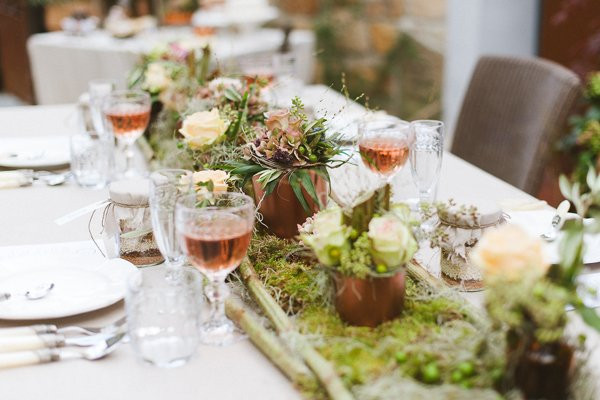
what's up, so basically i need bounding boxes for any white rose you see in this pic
[368,213,417,268]
[470,224,549,282]
[300,207,351,266]
[144,62,172,92]
[190,170,229,193]
[179,108,228,150]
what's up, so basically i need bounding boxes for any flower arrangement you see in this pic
[300,203,417,278]
[227,97,346,214]
[471,169,600,398]
[560,71,600,187]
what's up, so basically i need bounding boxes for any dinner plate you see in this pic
[0,241,137,320]
[0,136,70,169]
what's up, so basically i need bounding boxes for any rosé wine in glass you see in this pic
[176,192,255,346]
[103,90,151,178]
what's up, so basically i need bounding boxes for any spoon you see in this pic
[541,200,570,242]
[0,283,55,302]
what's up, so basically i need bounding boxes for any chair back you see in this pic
[451,55,581,194]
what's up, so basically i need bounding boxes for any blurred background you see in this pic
[0,0,598,202]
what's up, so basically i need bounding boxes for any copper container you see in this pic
[331,269,406,327]
[512,340,574,400]
[252,172,328,239]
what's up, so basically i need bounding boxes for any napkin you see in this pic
[507,210,600,265]
[499,198,548,211]
[0,171,30,189]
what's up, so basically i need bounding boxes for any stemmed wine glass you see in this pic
[149,169,193,272]
[358,115,413,185]
[103,90,151,178]
[409,120,444,204]
[89,79,116,136]
[175,192,255,346]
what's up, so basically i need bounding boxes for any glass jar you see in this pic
[99,178,164,267]
[438,199,504,291]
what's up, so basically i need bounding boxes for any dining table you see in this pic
[27,27,315,105]
[1,85,599,399]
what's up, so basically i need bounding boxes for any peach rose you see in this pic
[470,225,549,281]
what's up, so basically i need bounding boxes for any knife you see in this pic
[0,331,118,353]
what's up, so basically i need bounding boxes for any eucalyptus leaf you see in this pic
[289,171,311,214]
[295,169,323,209]
[559,175,572,200]
[576,306,600,332]
[224,87,243,103]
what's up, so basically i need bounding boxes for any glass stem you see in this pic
[125,143,135,174]
[205,277,228,326]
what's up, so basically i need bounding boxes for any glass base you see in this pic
[199,318,247,346]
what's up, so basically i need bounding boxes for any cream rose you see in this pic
[179,109,228,150]
[181,170,229,193]
[470,224,549,281]
[299,207,351,267]
[144,62,172,92]
[368,213,417,268]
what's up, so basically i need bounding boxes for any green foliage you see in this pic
[338,232,372,278]
[559,71,600,186]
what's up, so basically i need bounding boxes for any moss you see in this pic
[247,234,506,397]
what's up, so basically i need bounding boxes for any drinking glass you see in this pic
[88,79,116,136]
[149,169,193,270]
[409,120,444,204]
[358,115,413,185]
[102,90,151,178]
[69,131,110,189]
[175,192,255,346]
[126,267,203,368]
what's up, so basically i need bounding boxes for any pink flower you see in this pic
[265,109,291,131]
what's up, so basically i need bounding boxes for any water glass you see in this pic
[409,120,444,204]
[176,192,255,346]
[126,267,203,368]
[70,132,110,189]
[88,79,116,136]
[149,169,193,269]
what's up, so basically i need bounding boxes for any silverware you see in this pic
[0,316,127,338]
[0,331,119,353]
[541,200,570,242]
[0,332,126,369]
[0,283,55,302]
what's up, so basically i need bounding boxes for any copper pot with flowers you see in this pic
[227,98,346,238]
[299,187,418,327]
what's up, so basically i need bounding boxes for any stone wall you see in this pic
[274,0,446,120]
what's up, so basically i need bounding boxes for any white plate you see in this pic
[0,136,70,169]
[0,241,137,320]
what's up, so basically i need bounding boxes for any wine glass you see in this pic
[409,120,444,204]
[88,79,116,136]
[358,115,413,185]
[149,169,193,272]
[103,90,151,178]
[175,192,255,346]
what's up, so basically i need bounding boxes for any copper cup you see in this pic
[331,269,406,327]
[252,172,328,239]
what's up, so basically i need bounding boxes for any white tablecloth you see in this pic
[28,27,315,105]
[0,88,599,398]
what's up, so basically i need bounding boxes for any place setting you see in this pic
[2,1,600,399]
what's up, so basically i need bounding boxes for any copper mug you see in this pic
[251,172,328,239]
[331,269,406,328]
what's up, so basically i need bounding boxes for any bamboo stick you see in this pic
[239,259,355,400]
[224,297,317,390]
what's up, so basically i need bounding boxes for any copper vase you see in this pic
[251,172,328,239]
[512,340,574,400]
[331,269,406,328]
